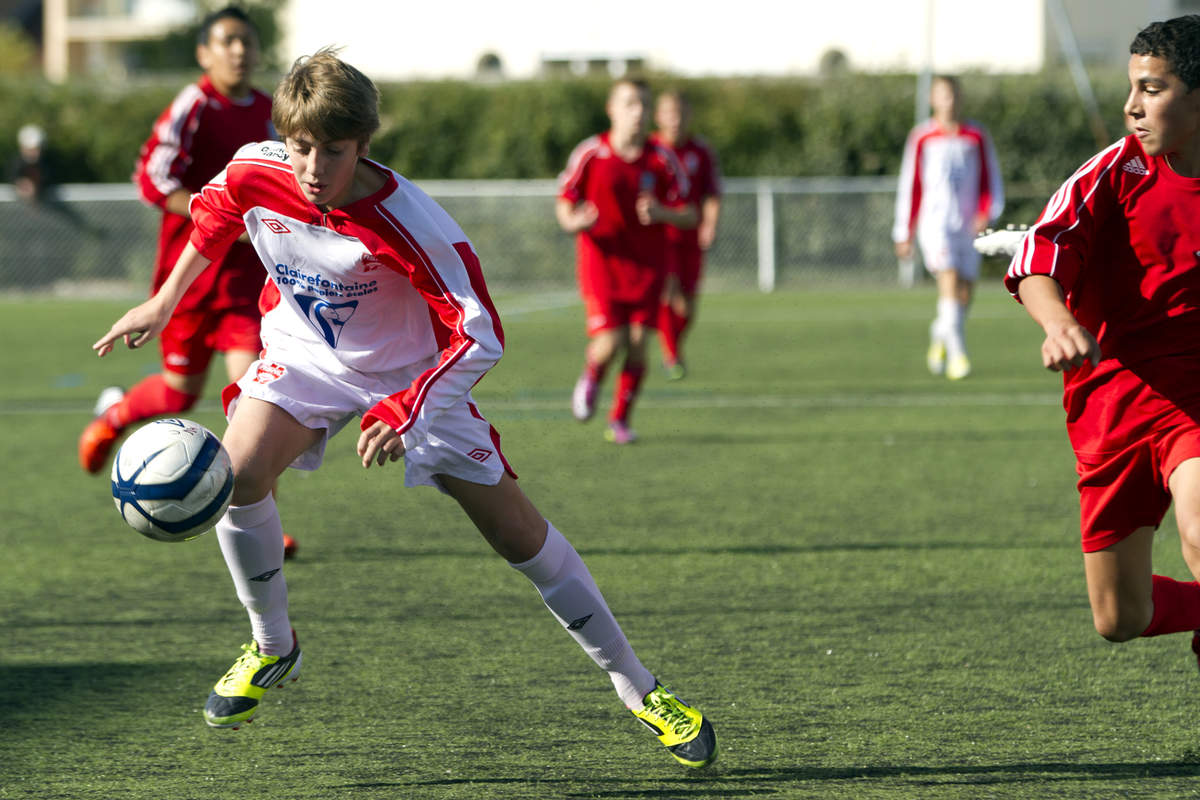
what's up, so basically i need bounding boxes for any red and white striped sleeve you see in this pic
[1004,139,1129,299]
[360,187,505,446]
[132,83,206,209]
[892,123,927,243]
[557,135,600,203]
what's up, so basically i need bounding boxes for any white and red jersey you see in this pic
[134,75,275,312]
[649,132,721,251]
[189,141,504,446]
[1005,134,1200,455]
[892,118,1004,243]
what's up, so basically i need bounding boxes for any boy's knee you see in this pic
[1092,607,1151,642]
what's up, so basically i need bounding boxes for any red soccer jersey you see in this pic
[558,132,690,302]
[133,75,274,313]
[1005,135,1200,456]
[649,133,721,250]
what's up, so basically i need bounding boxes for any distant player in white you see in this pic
[92,49,716,769]
[893,75,1004,380]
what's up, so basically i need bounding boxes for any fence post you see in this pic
[756,178,776,292]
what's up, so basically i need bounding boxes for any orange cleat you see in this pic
[282,533,298,560]
[79,416,121,474]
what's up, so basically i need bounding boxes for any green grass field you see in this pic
[5,287,1200,799]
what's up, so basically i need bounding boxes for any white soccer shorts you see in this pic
[225,352,510,491]
[918,231,982,281]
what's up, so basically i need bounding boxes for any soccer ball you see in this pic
[110,418,234,542]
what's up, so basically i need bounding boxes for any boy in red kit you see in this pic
[649,90,721,380]
[557,79,697,444]
[1007,15,1200,664]
[78,6,274,475]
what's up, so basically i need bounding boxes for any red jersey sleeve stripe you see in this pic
[1007,139,1128,290]
[137,84,206,206]
[558,136,602,199]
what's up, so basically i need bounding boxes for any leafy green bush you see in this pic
[0,69,1131,185]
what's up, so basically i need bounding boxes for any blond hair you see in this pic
[272,47,380,144]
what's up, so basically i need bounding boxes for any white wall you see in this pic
[279,0,1053,81]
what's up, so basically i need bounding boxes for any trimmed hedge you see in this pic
[0,70,1131,186]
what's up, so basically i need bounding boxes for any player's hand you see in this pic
[92,298,171,357]
[636,193,659,226]
[894,240,913,259]
[571,202,599,232]
[1039,321,1101,372]
[972,211,990,235]
[698,221,717,250]
[357,420,405,468]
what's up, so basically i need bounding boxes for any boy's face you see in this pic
[607,83,650,140]
[930,79,960,121]
[286,133,366,209]
[655,96,689,143]
[197,16,259,98]
[1125,54,1200,158]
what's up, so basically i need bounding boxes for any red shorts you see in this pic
[582,292,659,336]
[1076,419,1200,552]
[159,307,262,376]
[668,245,704,296]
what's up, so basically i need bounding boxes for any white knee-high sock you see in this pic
[937,296,966,358]
[215,494,292,655]
[510,523,656,709]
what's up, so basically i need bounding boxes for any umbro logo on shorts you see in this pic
[1122,156,1149,175]
[250,569,280,582]
[468,448,493,463]
[263,219,292,234]
[254,362,286,384]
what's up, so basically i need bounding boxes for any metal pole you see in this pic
[756,178,776,293]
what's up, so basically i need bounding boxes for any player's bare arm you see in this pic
[1016,274,1101,372]
[93,242,213,356]
[698,196,721,250]
[637,196,698,228]
[356,419,405,468]
[555,197,599,234]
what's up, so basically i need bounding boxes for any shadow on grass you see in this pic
[0,662,196,726]
[335,760,1200,797]
[322,538,1062,564]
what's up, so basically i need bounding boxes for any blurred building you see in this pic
[28,0,1200,82]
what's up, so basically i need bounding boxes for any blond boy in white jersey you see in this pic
[93,48,716,769]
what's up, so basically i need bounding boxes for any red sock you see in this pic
[584,358,609,385]
[105,374,198,431]
[1141,575,1200,637]
[657,303,680,363]
[610,364,645,424]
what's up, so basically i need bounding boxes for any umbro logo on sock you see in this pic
[1122,156,1149,175]
[567,614,593,631]
[250,569,280,582]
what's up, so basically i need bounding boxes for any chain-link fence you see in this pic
[0,176,1038,296]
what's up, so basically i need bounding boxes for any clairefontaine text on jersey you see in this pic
[274,264,379,298]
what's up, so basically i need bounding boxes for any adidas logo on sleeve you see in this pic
[1122,156,1149,175]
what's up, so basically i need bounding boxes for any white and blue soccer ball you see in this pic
[110,418,234,542]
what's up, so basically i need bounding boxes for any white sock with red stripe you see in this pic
[215,494,293,656]
[510,522,656,710]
